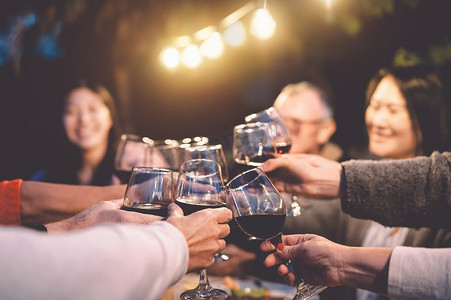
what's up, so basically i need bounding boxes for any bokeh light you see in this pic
[200,32,224,59]
[181,44,202,68]
[223,21,246,47]
[161,47,180,68]
[250,8,276,40]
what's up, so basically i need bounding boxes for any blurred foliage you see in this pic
[393,48,424,66]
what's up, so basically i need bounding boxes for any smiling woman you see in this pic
[365,65,449,159]
[30,80,122,186]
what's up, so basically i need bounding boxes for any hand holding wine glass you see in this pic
[227,168,326,300]
[176,159,229,300]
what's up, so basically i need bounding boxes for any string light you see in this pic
[160,0,276,69]
[223,21,246,47]
[181,44,202,68]
[160,47,179,69]
[250,8,276,40]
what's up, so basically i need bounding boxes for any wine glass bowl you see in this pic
[226,168,286,241]
[245,107,292,155]
[233,122,278,167]
[114,134,152,184]
[183,144,229,183]
[147,139,181,170]
[122,167,174,217]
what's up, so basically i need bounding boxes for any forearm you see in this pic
[341,151,451,228]
[341,247,392,294]
[0,222,188,300]
[388,247,451,300]
[20,182,126,225]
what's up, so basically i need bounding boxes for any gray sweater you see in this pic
[342,151,451,229]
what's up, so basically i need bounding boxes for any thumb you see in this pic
[167,203,184,218]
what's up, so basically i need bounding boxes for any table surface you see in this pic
[162,272,301,300]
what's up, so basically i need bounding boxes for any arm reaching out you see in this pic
[260,234,392,295]
[20,182,126,225]
[260,154,342,199]
[45,199,162,232]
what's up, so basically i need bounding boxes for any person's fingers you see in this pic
[167,203,184,217]
[260,156,287,173]
[278,263,290,276]
[263,253,278,267]
[218,223,230,239]
[263,252,285,267]
[283,272,296,286]
[109,199,124,207]
[217,238,227,253]
[260,240,276,252]
[212,207,233,223]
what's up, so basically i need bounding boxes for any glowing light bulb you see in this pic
[325,0,333,10]
[223,21,246,47]
[200,32,224,59]
[250,8,276,40]
[181,44,202,68]
[161,47,179,68]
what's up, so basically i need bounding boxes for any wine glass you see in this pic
[183,144,229,182]
[147,139,181,171]
[175,159,228,300]
[227,168,327,300]
[122,167,175,217]
[233,122,278,167]
[114,134,152,184]
[245,106,292,155]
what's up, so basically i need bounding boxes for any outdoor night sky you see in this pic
[1,0,451,180]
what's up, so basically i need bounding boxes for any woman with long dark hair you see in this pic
[31,80,121,185]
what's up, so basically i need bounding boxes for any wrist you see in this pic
[45,219,72,233]
[341,247,392,294]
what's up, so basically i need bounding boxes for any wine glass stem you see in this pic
[198,269,210,288]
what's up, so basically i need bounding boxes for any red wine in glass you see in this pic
[276,143,292,155]
[234,214,286,240]
[175,197,226,215]
[114,169,132,184]
[121,202,168,217]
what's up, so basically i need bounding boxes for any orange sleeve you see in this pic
[0,179,23,225]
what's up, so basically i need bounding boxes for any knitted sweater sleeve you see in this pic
[341,151,451,229]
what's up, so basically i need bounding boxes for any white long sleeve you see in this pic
[0,221,188,300]
[388,246,451,300]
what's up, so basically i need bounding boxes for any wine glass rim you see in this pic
[120,134,155,146]
[185,144,223,152]
[234,122,271,131]
[132,166,173,174]
[226,168,264,189]
[150,139,179,148]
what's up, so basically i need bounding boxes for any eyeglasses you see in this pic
[283,117,327,131]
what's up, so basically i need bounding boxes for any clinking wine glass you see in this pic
[183,144,229,183]
[114,134,152,184]
[226,168,326,300]
[245,106,292,155]
[233,122,278,167]
[147,139,181,171]
[176,159,228,300]
[122,167,174,217]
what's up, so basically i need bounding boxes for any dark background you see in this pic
[1,0,451,180]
